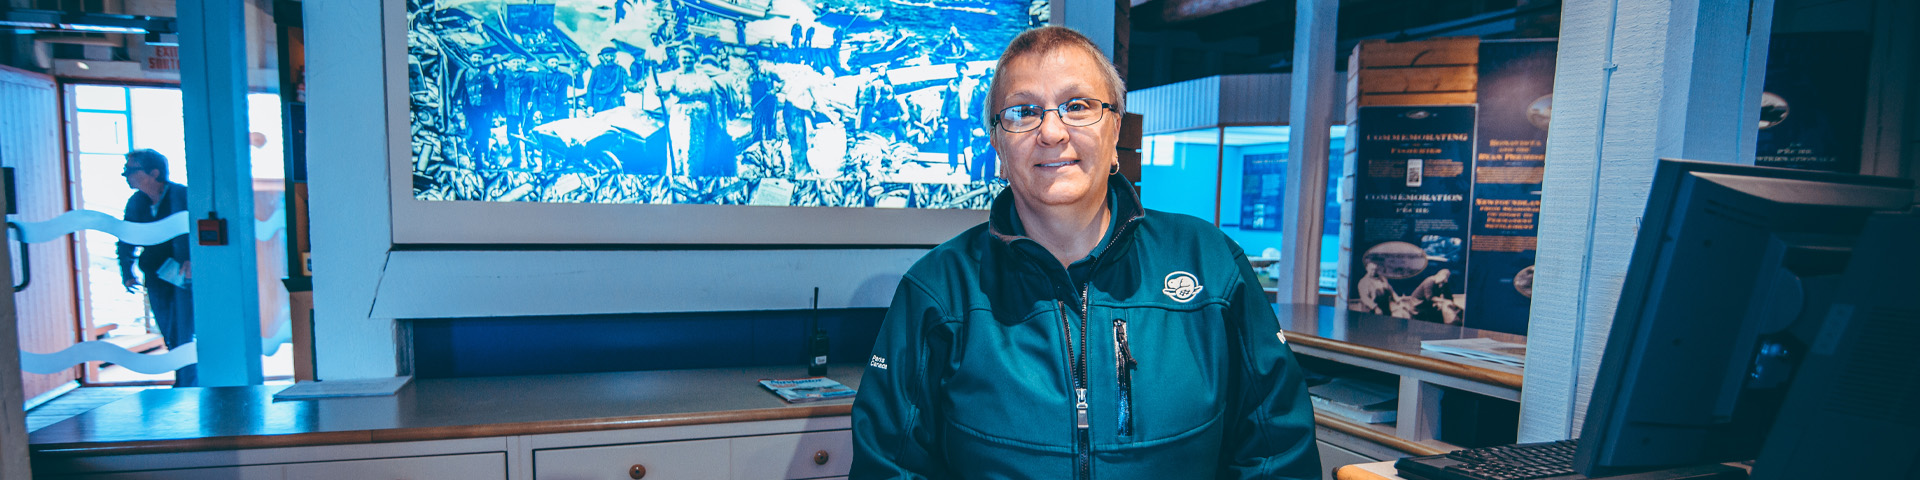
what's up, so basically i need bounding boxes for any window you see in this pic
[1136,125,1348,294]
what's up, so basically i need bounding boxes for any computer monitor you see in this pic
[1748,210,1920,479]
[1574,159,1914,476]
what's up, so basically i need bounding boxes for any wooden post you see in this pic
[1112,0,1129,79]
[1397,376,1444,442]
[2,177,32,479]
[179,0,264,386]
[1520,0,1775,441]
[1277,0,1338,305]
[1861,0,1917,200]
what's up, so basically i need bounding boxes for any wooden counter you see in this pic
[29,307,1519,478]
[1272,303,1524,462]
[1274,303,1525,390]
[29,364,863,458]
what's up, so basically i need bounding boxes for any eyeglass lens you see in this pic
[998,98,1108,133]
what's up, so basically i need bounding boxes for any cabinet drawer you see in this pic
[536,438,730,480]
[729,430,852,480]
[285,453,506,480]
[45,465,284,480]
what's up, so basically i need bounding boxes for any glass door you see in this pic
[65,83,294,385]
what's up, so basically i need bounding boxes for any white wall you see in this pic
[304,0,400,380]
[1518,0,1775,441]
[1058,0,1114,60]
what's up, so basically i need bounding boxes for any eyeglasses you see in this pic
[990,98,1117,133]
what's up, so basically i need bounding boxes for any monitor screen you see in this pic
[1574,159,1913,476]
[405,0,1041,210]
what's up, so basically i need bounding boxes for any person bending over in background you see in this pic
[117,149,195,387]
[851,26,1319,479]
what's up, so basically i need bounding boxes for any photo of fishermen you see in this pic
[407,0,1047,208]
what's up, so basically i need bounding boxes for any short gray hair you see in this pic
[981,26,1126,129]
[126,149,169,182]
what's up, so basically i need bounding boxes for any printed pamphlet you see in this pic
[759,377,856,403]
[1420,337,1526,368]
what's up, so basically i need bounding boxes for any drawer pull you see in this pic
[629,464,647,479]
[813,450,830,465]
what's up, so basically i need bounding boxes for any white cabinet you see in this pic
[535,438,731,480]
[43,465,285,480]
[729,431,852,480]
[45,453,506,480]
[528,429,854,480]
[37,419,853,480]
[286,453,507,480]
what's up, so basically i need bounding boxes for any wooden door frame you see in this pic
[4,64,89,401]
[55,78,180,387]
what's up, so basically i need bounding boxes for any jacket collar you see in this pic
[987,173,1147,258]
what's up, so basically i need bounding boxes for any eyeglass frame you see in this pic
[988,98,1120,133]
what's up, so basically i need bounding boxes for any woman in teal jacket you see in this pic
[851,26,1320,479]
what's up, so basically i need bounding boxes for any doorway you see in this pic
[65,82,294,385]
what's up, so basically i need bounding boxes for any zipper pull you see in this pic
[1075,388,1090,429]
[1114,320,1136,370]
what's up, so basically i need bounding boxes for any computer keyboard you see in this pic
[1395,440,1580,480]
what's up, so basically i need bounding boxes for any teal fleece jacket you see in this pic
[851,175,1320,479]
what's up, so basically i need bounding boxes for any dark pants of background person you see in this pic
[785,107,811,175]
[147,279,196,387]
[946,118,966,173]
[969,143,996,183]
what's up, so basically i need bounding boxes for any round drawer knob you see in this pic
[814,450,830,465]
[629,464,647,479]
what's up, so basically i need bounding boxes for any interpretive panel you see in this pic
[1346,105,1475,327]
[1754,32,1869,173]
[1464,40,1553,336]
[1239,151,1287,231]
[405,0,1046,208]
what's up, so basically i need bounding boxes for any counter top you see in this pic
[29,364,864,457]
[1272,303,1525,389]
[31,306,1516,458]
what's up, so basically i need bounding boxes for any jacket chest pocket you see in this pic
[943,307,1077,450]
[1103,303,1230,444]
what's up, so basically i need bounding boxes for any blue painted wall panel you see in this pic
[413,309,885,378]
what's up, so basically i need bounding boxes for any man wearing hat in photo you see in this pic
[588,46,629,114]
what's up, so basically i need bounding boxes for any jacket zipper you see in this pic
[1113,319,1136,437]
[1059,215,1136,480]
[1075,284,1092,480]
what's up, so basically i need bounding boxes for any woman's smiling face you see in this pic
[988,47,1122,210]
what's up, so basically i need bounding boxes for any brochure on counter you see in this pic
[273,376,412,400]
[1420,338,1527,368]
[1308,378,1399,424]
[760,377,857,403]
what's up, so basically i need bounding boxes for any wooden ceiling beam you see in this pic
[1159,0,1269,24]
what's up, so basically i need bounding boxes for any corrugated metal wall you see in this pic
[1219,74,1289,125]
[1127,73,1346,134]
[0,66,82,402]
[1128,75,1220,134]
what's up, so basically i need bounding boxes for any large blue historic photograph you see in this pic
[406,0,1043,208]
